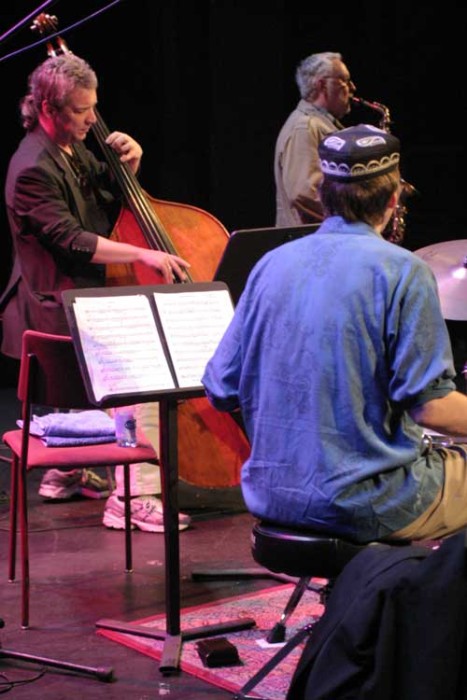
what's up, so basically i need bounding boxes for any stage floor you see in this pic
[0,387,277,699]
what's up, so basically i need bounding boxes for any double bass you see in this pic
[33,14,250,488]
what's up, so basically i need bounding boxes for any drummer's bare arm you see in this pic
[409,391,467,436]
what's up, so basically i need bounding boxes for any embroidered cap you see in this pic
[318,124,400,182]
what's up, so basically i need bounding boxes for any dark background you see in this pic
[0,0,465,385]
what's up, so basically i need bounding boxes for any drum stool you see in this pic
[233,520,409,700]
[250,520,367,643]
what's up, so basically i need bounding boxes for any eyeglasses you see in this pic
[323,76,355,89]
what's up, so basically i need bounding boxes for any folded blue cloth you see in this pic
[17,410,116,447]
[39,435,116,447]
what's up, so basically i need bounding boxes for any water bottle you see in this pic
[114,407,137,447]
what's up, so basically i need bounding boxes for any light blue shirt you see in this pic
[202,217,456,541]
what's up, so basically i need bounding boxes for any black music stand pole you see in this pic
[96,392,255,676]
[158,395,183,670]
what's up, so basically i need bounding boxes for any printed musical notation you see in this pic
[154,289,233,387]
[67,284,234,403]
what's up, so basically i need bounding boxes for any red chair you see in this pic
[3,330,159,628]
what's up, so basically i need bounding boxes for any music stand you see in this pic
[62,283,256,674]
[214,223,319,305]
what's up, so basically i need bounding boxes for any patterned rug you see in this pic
[97,583,324,699]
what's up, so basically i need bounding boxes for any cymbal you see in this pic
[414,240,467,321]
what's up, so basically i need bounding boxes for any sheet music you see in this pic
[73,294,175,400]
[153,289,234,387]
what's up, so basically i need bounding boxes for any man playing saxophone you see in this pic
[274,51,356,227]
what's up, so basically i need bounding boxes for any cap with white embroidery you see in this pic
[318,124,400,182]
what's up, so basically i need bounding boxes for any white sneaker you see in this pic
[39,468,110,500]
[79,469,111,499]
[103,493,191,533]
[38,469,83,499]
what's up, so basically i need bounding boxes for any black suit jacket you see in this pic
[1,126,120,358]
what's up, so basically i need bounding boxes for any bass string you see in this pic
[92,112,177,255]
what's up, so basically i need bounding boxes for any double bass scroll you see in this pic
[33,13,250,488]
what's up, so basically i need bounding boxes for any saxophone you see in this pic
[352,97,392,131]
[351,96,416,244]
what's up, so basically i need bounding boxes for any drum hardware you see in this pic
[422,431,467,454]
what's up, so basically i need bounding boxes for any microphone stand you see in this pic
[0,1,58,46]
[0,618,113,682]
[0,0,125,64]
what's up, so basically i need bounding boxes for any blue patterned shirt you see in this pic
[202,217,456,542]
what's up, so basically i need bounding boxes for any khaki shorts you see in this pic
[388,445,467,541]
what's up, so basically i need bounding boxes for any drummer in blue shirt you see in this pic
[202,124,467,544]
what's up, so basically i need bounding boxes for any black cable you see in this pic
[0,669,46,694]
